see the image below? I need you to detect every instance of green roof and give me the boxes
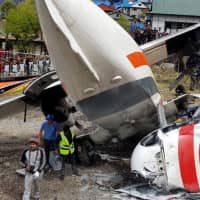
[151,0,200,17]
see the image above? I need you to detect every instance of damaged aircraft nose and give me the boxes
[131,123,200,192]
[131,130,162,178]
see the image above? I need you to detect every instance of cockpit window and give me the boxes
[140,130,159,146]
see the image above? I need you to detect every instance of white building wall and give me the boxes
[152,16,165,32]
[152,14,200,33]
[122,8,146,18]
[129,8,136,16]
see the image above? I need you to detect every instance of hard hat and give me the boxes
[46,114,54,121]
[29,136,39,145]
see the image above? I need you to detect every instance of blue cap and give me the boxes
[46,114,54,121]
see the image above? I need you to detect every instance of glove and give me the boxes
[33,171,40,179]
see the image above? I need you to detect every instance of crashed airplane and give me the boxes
[33,0,200,193]
[0,0,200,193]
[34,0,200,142]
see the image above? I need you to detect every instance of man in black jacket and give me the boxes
[20,136,46,200]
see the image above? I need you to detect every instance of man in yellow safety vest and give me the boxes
[56,125,80,180]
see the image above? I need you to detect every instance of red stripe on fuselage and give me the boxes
[179,124,199,192]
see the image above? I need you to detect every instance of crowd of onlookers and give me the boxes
[0,20,168,79]
[0,50,54,78]
[130,19,169,45]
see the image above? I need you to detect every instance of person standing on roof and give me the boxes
[38,114,59,168]
[20,136,46,200]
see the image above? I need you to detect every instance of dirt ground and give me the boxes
[0,65,198,200]
[0,106,132,200]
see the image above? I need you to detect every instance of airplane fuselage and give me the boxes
[35,0,161,143]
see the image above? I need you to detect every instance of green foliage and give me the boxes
[117,14,131,32]
[5,0,40,52]
[1,0,16,17]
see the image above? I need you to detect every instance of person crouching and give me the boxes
[20,136,46,200]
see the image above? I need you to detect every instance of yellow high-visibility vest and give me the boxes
[59,130,75,156]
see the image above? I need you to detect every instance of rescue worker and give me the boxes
[190,67,197,90]
[20,136,46,200]
[56,125,80,180]
[38,114,59,168]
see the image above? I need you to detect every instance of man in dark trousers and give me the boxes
[20,136,46,200]
[38,114,59,168]
[56,125,80,180]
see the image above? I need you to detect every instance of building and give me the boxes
[94,1,115,13]
[121,1,148,18]
[151,0,200,34]
[94,0,149,19]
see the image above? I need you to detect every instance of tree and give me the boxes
[1,0,16,18]
[117,14,131,33]
[5,0,40,52]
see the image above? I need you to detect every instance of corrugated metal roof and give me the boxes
[123,1,147,8]
[95,0,111,6]
[98,4,115,11]
[94,0,147,8]
[140,0,152,3]
[151,0,200,17]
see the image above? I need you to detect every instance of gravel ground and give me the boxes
[0,66,198,200]
[0,107,132,200]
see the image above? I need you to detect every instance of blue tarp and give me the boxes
[94,0,142,8]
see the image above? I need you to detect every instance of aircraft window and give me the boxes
[140,130,159,146]
[83,87,95,94]
[111,75,122,84]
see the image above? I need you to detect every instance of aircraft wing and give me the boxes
[0,94,27,119]
[0,71,62,120]
[141,23,200,65]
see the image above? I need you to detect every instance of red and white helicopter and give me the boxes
[1,0,200,193]
[131,112,200,192]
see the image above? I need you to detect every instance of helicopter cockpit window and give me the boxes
[140,130,159,146]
